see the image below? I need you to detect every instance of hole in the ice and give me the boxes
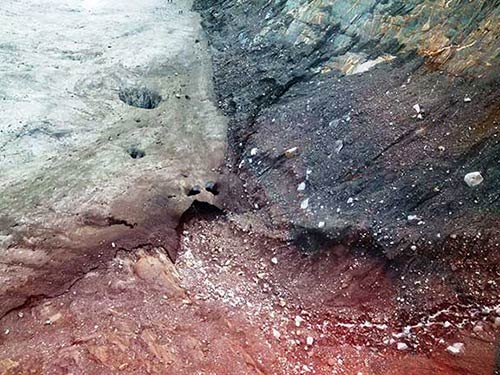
[119,87,162,109]
[127,146,146,159]
[179,200,224,225]
[187,185,202,197]
[205,181,220,196]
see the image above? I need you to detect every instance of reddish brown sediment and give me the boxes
[0,194,184,320]
[0,210,498,374]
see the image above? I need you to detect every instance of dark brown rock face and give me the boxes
[194,0,499,270]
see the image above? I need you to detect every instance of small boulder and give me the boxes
[284,147,298,158]
[446,343,464,355]
[397,342,408,351]
[464,172,483,187]
[300,198,309,210]
[334,140,344,154]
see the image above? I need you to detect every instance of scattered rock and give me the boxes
[295,316,304,327]
[412,103,424,119]
[300,198,309,210]
[306,336,314,346]
[397,342,408,351]
[272,328,281,340]
[284,147,298,158]
[464,96,472,102]
[334,140,344,154]
[297,182,306,191]
[446,343,464,355]
[464,172,483,187]
[250,147,258,156]
[271,257,278,265]
[473,323,483,333]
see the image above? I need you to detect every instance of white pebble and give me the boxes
[272,328,281,340]
[297,181,306,191]
[473,324,483,333]
[464,172,483,187]
[295,316,304,327]
[300,198,309,210]
[334,140,344,153]
[446,343,464,355]
[306,336,314,346]
[397,342,408,351]
[284,147,298,158]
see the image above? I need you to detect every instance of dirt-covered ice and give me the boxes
[0,0,226,316]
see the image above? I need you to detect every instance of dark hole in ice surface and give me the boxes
[127,146,146,159]
[187,185,202,196]
[205,181,220,195]
[119,87,162,109]
[179,200,224,225]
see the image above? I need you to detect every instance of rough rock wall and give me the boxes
[195,0,499,302]
[197,0,499,76]
[256,0,499,75]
